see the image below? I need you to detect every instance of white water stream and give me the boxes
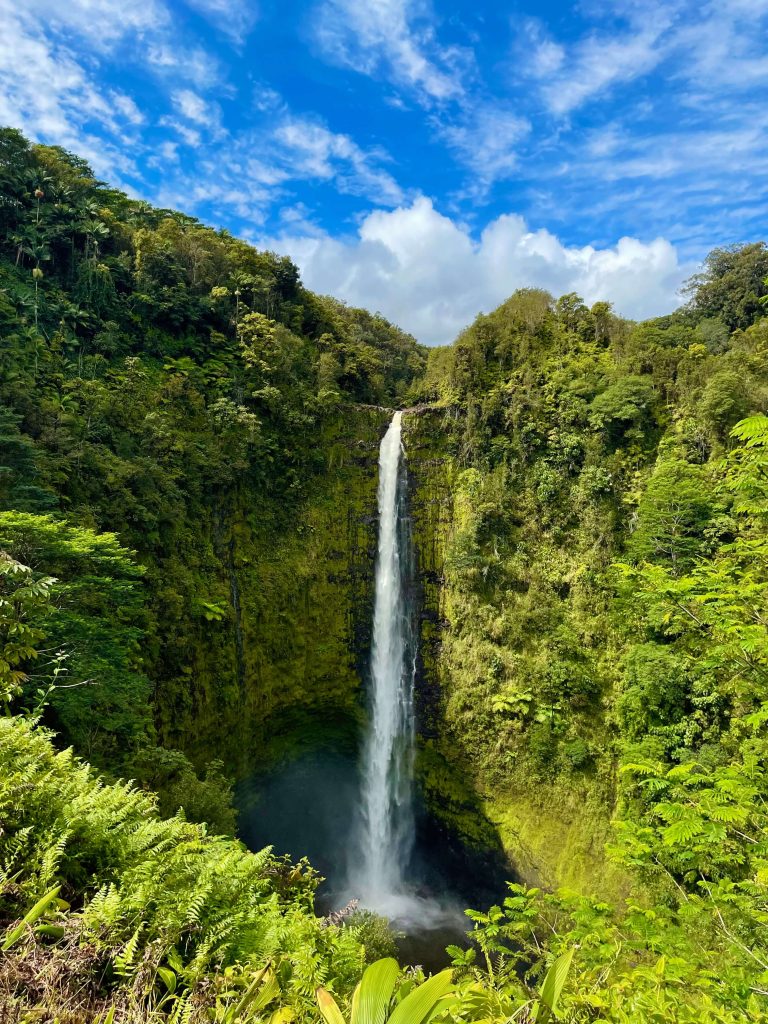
[351,411,416,909]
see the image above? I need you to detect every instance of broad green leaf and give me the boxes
[388,970,453,1024]
[158,966,177,993]
[317,987,347,1024]
[269,1008,294,1024]
[251,971,280,1012]
[535,947,574,1022]
[352,957,400,1024]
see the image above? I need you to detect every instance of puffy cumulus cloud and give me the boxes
[266,197,689,345]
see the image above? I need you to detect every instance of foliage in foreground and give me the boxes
[0,710,576,1024]
[3,703,766,1023]
[0,714,365,1023]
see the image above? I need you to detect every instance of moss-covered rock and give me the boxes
[402,406,625,896]
[155,405,391,775]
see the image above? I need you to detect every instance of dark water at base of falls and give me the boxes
[237,740,513,973]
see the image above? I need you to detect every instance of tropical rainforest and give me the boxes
[1,125,768,1022]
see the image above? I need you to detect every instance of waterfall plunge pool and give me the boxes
[236,729,512,972]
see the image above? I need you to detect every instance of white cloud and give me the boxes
[147,43,221,89]
[25,0,169,48]
[437,105,530,191]
[499,0,768,252]
[673,1,768,91]
[598,120,768,182]
[155,115,407,229]
[264,197,689,345]
[312,0,465,103]
[166,89,227,144]
[0,2,144,179]
[172,88,218,125]
[147,139,181,170]
[515,19,565,79]
[253,84,283,112]
[111,92,145,125]
[183,0,258,43]
[526,0,768,117]
[540,23,670,115]
[272,117,405,205]
[157,117,201,147]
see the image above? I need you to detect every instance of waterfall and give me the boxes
[352,411,416,906]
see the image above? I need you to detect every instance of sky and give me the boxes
[1,0,767,344]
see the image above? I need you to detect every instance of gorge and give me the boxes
[2,131,768,1021]
[237,409,507,967]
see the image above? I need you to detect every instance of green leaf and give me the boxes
[158,966,177,993]
[226,961,274,1022]
[317,987,347,1024]
[662,818,706,845]
[352,957,400,1024]
[387,970,453,1024]
[250,970,280,1013]
[535,947,574,1022]
[1,885,61,950]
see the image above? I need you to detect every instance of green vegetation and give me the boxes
[401,251,768,1018]
[1,128,768,1020]
[0,714,365,1021]
[316,957,453,1024]
[0,125,421,784]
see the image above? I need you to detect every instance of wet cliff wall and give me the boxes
[402,407,625,897]
[153,406,391,774]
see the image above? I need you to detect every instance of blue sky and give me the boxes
[1,0,767,343]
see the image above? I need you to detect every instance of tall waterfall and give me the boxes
[352,411,416,905]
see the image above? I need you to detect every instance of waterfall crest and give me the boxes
[351,411,416,907]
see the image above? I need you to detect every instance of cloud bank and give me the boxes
[268,198,689,345]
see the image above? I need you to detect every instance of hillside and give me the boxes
[1,130,768,1022]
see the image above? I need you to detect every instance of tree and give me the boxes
[683,242,768,331]
[0,512,151,760]
[0,552,55,707]
[0,406,57,511]
[555,292,590,331]
[628,459,713,567]
[589,376,657,438]
[700,370,753,437]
